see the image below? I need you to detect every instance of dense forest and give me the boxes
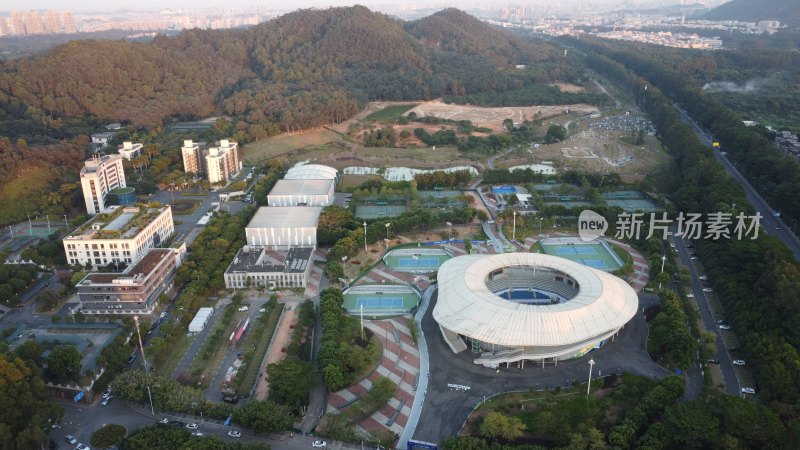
[0,6,564,143]
[703,0,800,27]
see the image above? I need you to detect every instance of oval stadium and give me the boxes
[433,252,638,367]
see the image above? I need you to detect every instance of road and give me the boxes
[671,232,740,397]
[412,289,669,443]
[676,108,800,261]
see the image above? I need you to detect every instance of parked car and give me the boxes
[741,387,756,395]
[727,347,739,352]
[191,432,204,437]
[312,441,327,448]
[75,444,90,450]
[690,256,698,260]
[65,435,77,445]
[719,324,731,330]
[259,308,266,313]
[159,311,167,319]
[238,306,249,312]
[698,276,708,281]
[101,396,112,406]
[227,430,242,438]
[702,288,713,293]
[732,360,746,366]
[707,359,719,364]
[158,418,169,424]
[170,420,185,428]
[186,423,198,430]
[686,293,694,298]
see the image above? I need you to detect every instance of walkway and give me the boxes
[325,317,421,438]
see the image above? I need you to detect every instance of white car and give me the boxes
[66,435,77,445]
[698,276,708,281]
[686,293,695,298]
[259,308,266,313]
[238,306,249,312]
[741,387,755,395]
[702,288,713,293]
[101,396,112,406]
[733,359,746,366]
[690,256,698,260]
[312,441,327,448]
[75,444,90,450]
[159,311,167,319]
[719,324,731,330]
[191,432,204,437]
[186,423,198,430]
[159,418,169,424]
[227,430,242,438]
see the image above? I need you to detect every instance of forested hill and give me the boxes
[0,5,563,142]
[703,0,800,26]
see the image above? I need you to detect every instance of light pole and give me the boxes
[7,226,12,239]
[341,256,348,285]
[446,222,452,242]
[133,315,155,416]
[659,255,666,289]
[512,210,517,242]
[586,358,595,398]
[63,214,69,230]
[385,222,391,241]
[27,215,32,236]
[539,217,544,235]
[45,215,51,234]
[363,221,368,253]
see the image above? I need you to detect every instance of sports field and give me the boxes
[540,238,623,272]
[343,285,419,316]
[384,248,451,272]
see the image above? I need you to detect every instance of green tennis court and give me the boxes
[540,238,623,272]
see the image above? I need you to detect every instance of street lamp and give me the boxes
[133,316,155,416]
[27,214,32,236]
[512,210,517,242]
[385,222,391,241]
[446,222,452,242]
[341,256,348,282]
[659,255,666,289]
[586,358,595,398]
[363,221,368,253]
[539,217,544,235]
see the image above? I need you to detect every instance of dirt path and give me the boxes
[253,307,297,401]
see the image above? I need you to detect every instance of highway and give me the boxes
[670,231,741,397]
[676,108,800,261]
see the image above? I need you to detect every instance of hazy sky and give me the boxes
[0,0,713,13]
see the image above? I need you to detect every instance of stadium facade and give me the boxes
[433,253,638,367]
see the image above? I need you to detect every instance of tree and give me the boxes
[479,411,525,441]
[0,355,63,450]
[267,358,312,407]
[232,400,294,433]
[545,124,567,143]
[503,118,515,133]
[46,344,83,384]
[323,261,344,283]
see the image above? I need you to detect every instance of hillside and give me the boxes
[704,0,800,26]
[0,6,569,142]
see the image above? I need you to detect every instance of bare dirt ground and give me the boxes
[253,307,297,401]
[551,82,585,93]
[407,100,599,132]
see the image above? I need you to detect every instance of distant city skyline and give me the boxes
[0,0,728,13]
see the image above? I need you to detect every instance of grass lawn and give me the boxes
[171,199,201,215]
[364,104,418,122]
[232,304,283,397]
[243,130,343,162]
[191,309,246,389]
[339,174,381,190]
[157,333,194,377]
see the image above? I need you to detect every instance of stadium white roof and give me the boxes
[433,253,638,348]
[247,206,322,229]
[268,179,333,196]
[285,164,339,181]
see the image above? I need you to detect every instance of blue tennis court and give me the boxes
[580,259,608,269]
[500,290,550,300]
[397,257,440,267]
[492,185,516,194]
[355,297,404,309]
[554,246,597,256]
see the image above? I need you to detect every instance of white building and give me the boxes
[80,154,127,215]
[284,164,339,186]
[63,205,174,269]
[189,307,214,333]
[224,246,314,289]
[181,140,206,175]
[205,139,241,184]
[245,206,321,250]
[90,131,116,148]
[118,141,143,160]
[267,179,335,207]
